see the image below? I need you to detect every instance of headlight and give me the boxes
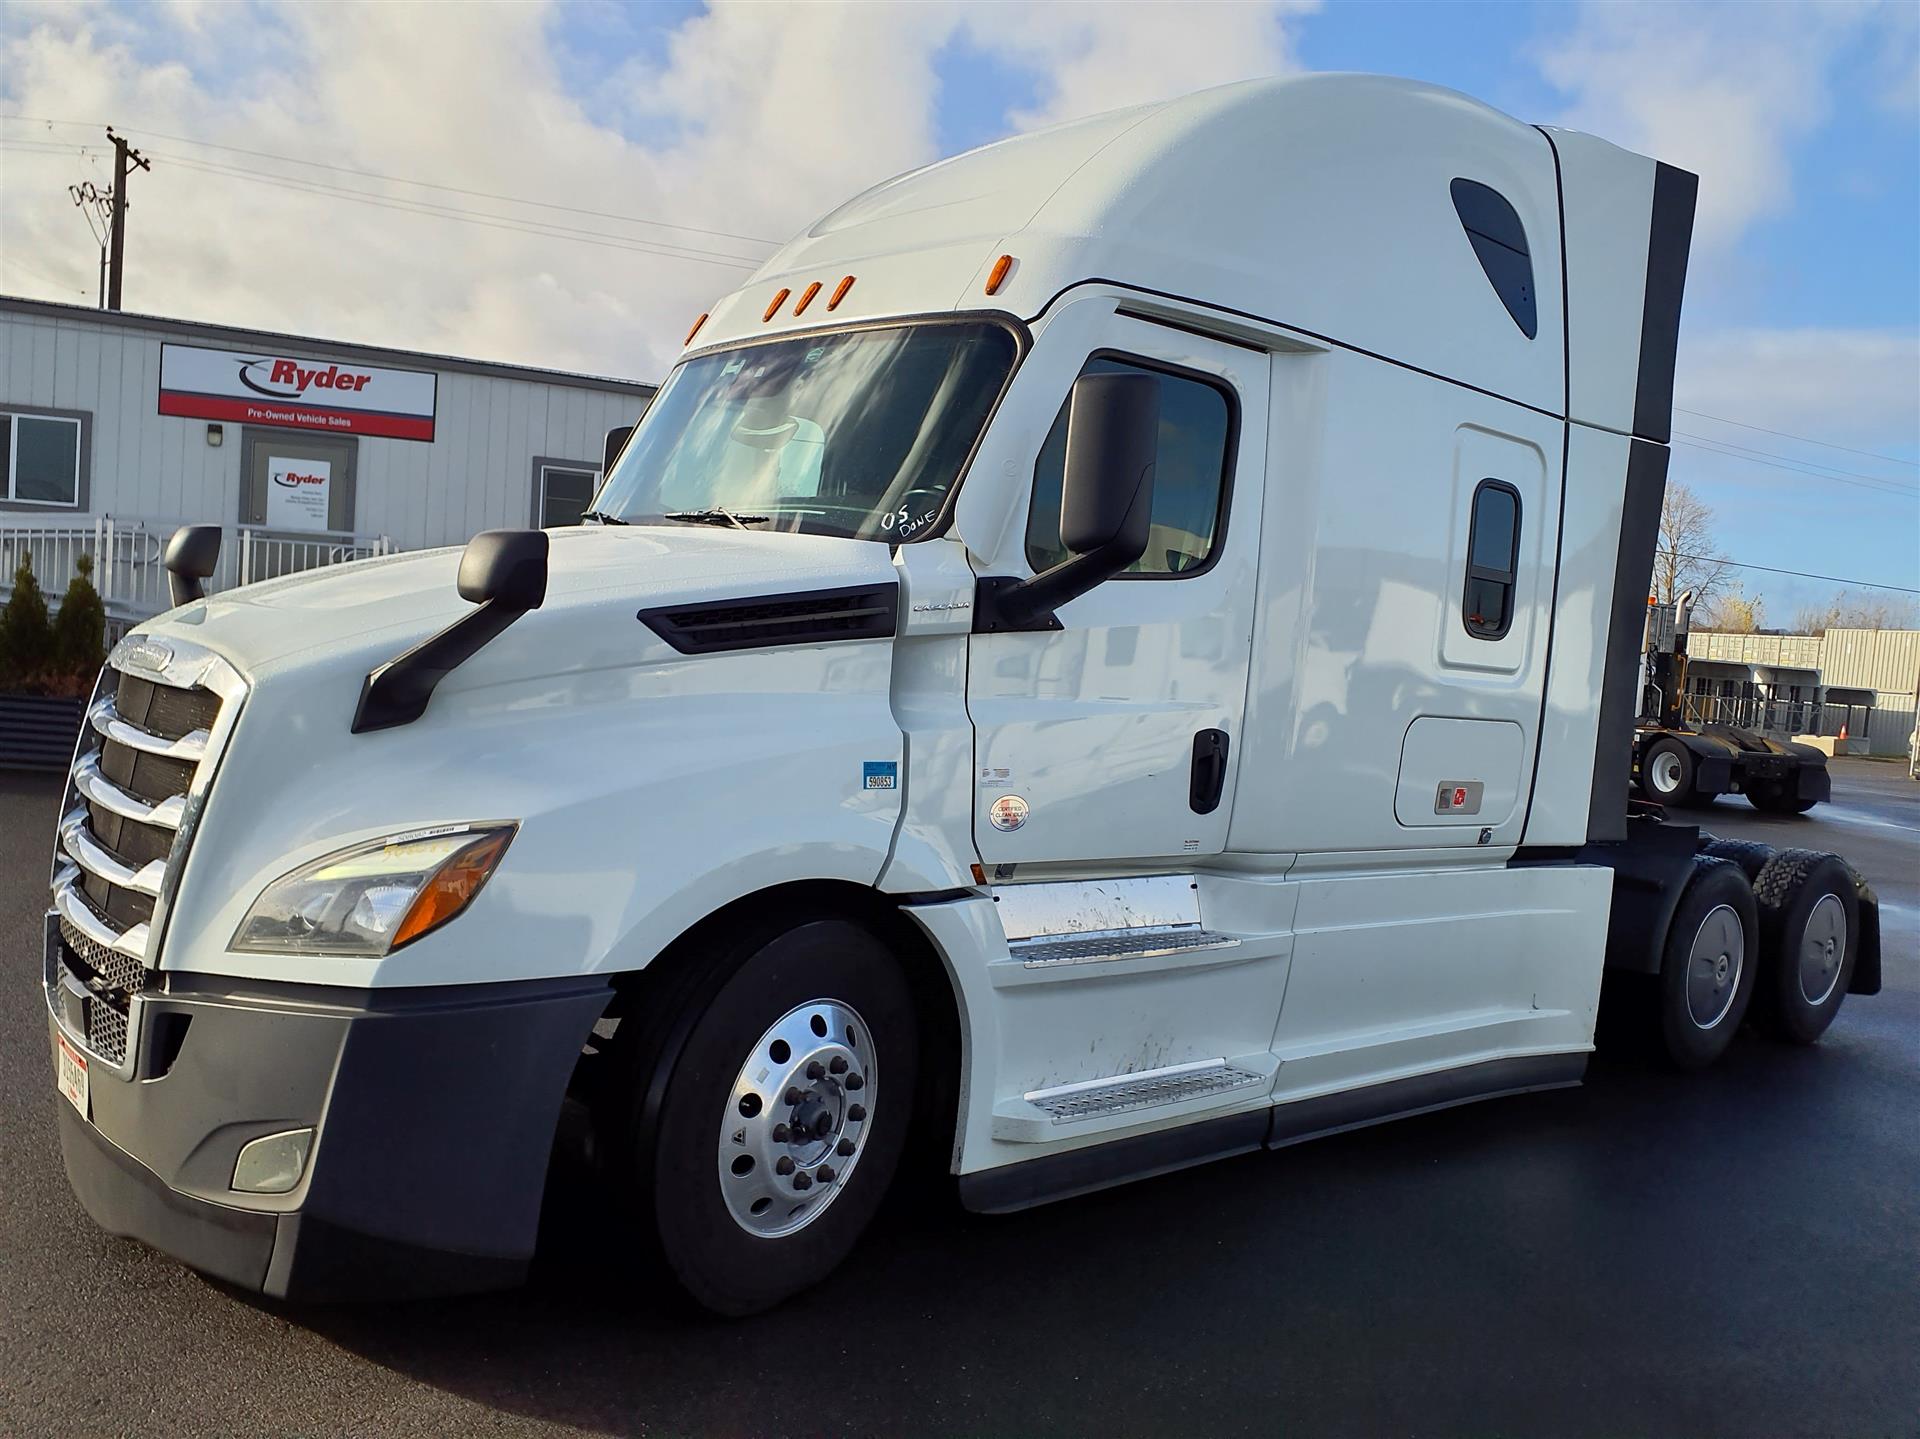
[233,824,516,957]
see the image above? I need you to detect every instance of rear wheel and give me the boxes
[1658,857,1759,1070]
[1748,782,1818,815]
[1639,737,1697,807]
[1752,850,1857,1044]
[606,915,918,1316]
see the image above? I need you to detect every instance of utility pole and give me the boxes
[68,182,114,307]
[104,126,151,311]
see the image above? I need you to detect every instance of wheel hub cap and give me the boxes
[719,999,875,1238]
[1686,903,1744,1030]
[1798,893,1847,1006]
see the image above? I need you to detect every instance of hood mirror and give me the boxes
[163,525,222,607]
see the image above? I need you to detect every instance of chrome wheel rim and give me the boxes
[719,999,875,1239]
[1686,903,1744,1029]
[1798,893,1847,1007]
[1649,750,1684,796]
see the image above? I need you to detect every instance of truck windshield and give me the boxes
[594,321,1018,542]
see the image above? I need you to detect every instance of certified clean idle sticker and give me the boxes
[863,761,898,791]
[989,794,1030,831]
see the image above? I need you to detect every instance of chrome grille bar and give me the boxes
[89,698,211,761]
[60,808,167,896]
[71,752,187,830]
[51,872,151,962]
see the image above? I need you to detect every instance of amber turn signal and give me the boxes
[794,281,822,316]
[828,275,855,310]
[390,828,516,951]
[985,254,1013,295]
[763,289,791,322]
[685,312,709,346]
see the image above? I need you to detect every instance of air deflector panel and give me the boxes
[1451,178,1537,339]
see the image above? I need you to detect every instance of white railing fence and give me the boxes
[0,516,396,625]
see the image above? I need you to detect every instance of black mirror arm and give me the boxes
[352,598,526,733]
[973,548,1124,633]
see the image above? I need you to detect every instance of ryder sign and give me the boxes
[159,342,438,441]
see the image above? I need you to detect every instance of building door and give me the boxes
[966,317,1268,867]
[240,429,358,534]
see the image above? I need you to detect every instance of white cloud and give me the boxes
[1675,327,1920,455]
[0,1,1314,381]
[1537,1,1882,253]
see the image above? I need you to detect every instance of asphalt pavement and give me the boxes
[2,760,1915,1437]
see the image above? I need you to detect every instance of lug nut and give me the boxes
[793,1171,813,1192]
[845,1072,865,1092]
[771,1123,791,1144]
[775,1156,795,1176]
[837,1137,855,1157]
[817,1165,835,1183]
[785,1086,804,1105]
[806,1060,826,1080]
[829,1055,848,1074]
[847,1103,866,1122]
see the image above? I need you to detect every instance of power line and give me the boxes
[1673,437,1920,499]
[1676,406,1918,469]
[149,150,763,270]
[0,253,87,297]
[1668,548,1919,595]
[0,112,783,250]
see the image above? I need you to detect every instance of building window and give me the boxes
[1463,479,1521,640]
[1,408,87,510]
[535,460,599,528]
[1025,356,1234,577]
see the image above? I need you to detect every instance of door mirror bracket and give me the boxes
[972,372,1160,633]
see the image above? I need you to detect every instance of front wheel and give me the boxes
[1639,737,1697,806]
[607,916,919,1316]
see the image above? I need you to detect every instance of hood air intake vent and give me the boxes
[640,583,899,655]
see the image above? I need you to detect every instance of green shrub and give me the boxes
[1,554,54,682]
[53,553,107,678]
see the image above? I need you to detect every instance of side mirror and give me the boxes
[975,371,1160,632]
[163,524,222,606]
[603,424,635,477]
[457,528,549,609]
[354,529,549,733]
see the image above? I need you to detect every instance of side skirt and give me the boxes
[957,1052,1587,1215]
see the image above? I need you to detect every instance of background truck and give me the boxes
[1633,592,1832,812]
[45,74,1881,1317]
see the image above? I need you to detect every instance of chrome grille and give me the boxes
[46,637,246,1076]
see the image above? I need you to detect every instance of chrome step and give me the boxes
[1025,1059,1267,1122]
[1009,926,1239,969]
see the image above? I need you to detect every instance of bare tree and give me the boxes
[1790,590,1920,634]
[1653,481,1731,610]
[1699,583,1763,634]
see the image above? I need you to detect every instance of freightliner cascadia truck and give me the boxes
[46,75,1883,1316]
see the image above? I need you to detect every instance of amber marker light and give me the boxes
[389,827,516,951]
[794,281,822,316]
[985,253,1013,295]
[827,275,856,310]
[685,312,709,346]
[763,289,791,322]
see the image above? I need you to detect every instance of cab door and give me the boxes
[966,309,1268,867]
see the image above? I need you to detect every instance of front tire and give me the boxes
[608,916,919,1316]
[1639,737,1697,807]
[1658,857,1759,1070]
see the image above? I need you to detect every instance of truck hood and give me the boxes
[141,525,900,682]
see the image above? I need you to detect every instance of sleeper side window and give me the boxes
[1463,479,1520,640]
[1025,356,1233,577]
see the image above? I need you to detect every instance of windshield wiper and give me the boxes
[579,509,628,525]
[663,507,769,530]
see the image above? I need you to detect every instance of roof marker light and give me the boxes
[763,288,791,322]
[828,275,855,310]
[793,281,822,316]
[685,312,708,346]
[985,254,1013,296]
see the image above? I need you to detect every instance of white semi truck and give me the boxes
[46,75,1882,1316]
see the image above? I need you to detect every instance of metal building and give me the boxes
[0,295,654,623]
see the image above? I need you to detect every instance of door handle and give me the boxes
[1190,729,1230,815]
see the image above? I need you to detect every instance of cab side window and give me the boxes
[1463,479,1521,639]
[1026,357,1233,576]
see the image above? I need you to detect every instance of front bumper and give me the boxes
[48,960,608,1301]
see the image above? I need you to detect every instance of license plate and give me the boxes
[56,1032,89,1120]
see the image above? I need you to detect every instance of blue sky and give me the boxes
[2,0,1915,618]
